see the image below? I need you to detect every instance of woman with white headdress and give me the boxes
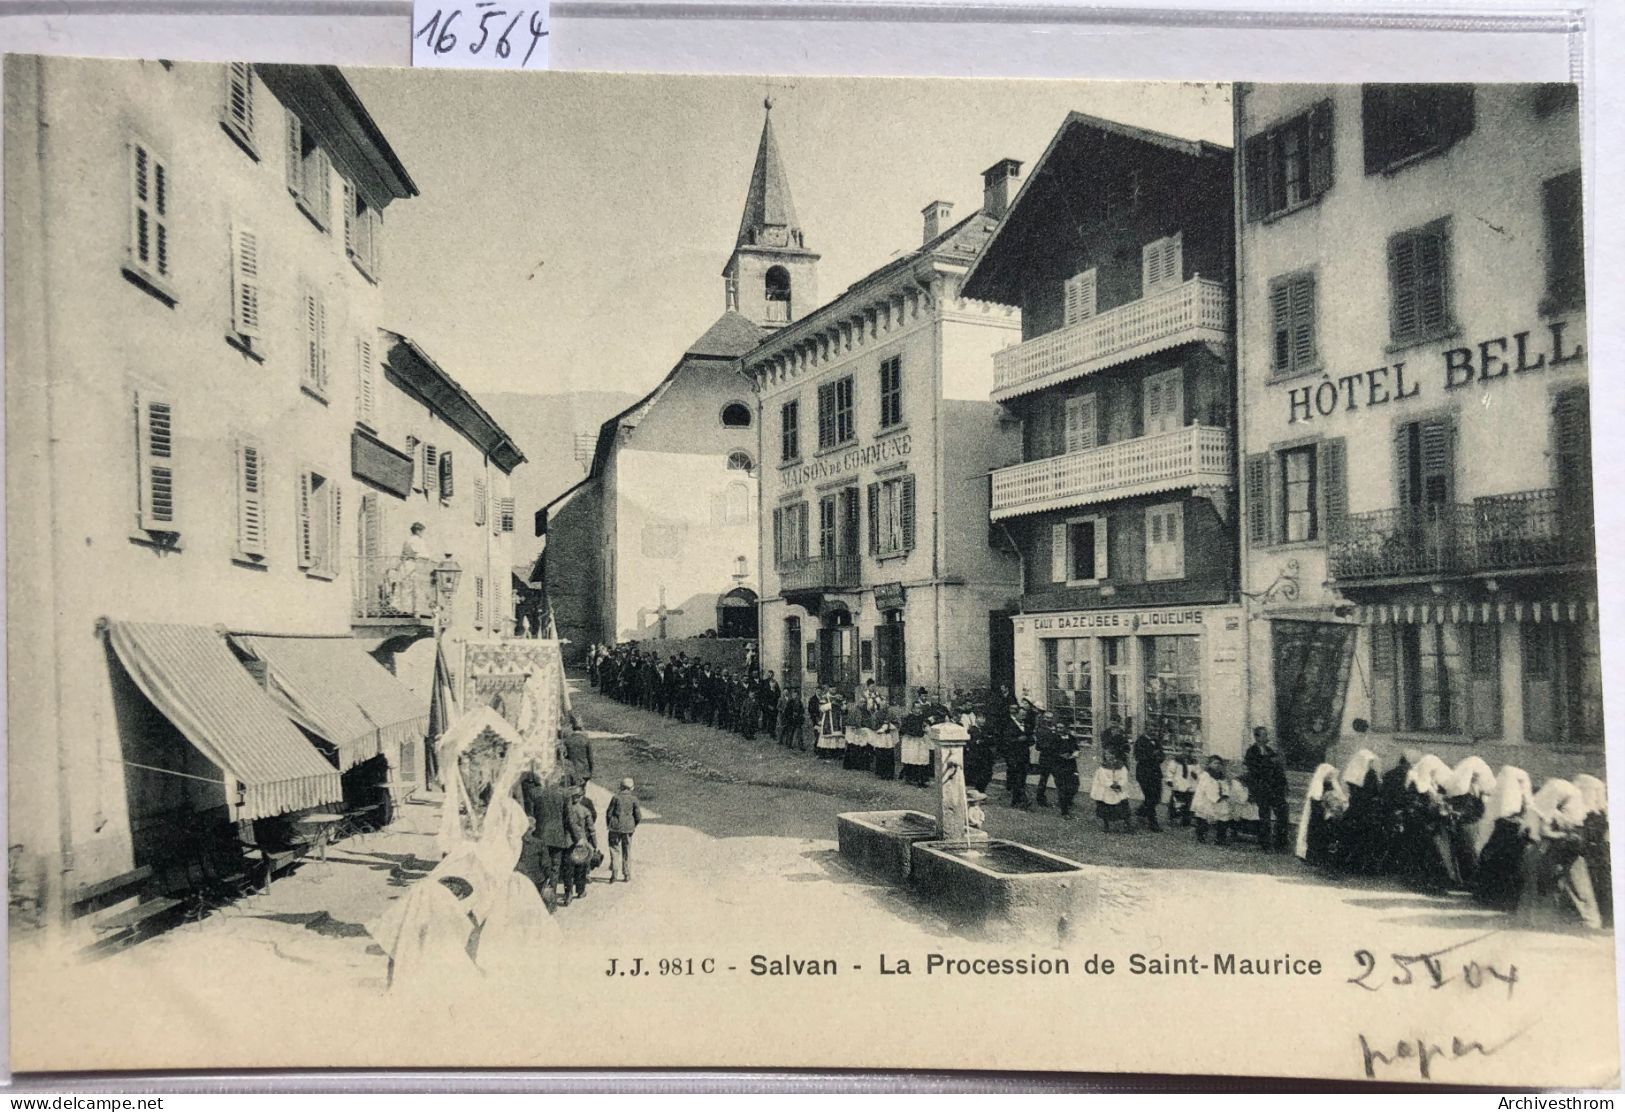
[1444,756,1496,885]
[1336,749,1384,874]
[1295,763,1349,865]
[1473,766,1538,911]
[1399,754,1458,891]
[1521,778,1602,930]
[1573,774,1611,927]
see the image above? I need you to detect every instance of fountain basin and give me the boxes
[837,810,942,882]
[909,839,1096,941]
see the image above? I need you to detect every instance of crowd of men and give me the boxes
[588,644,784,739]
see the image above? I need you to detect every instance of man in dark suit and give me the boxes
[530,770,575,905]
[564,726,595,785]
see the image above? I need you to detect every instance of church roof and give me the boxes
[734,106,803,250]
[687,309,774,358]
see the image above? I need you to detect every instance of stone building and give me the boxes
[1234,82,1596,777]
[962,114,1246,756]
[747,163,1024,703]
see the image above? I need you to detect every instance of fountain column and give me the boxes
[927,721,972,845]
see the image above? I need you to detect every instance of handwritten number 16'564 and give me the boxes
[415,5,549,66]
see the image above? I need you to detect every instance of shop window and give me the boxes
[1244,99,1334,220]
[1142,635,1202,745]
[1361,85,1474,174]
[1051,515,1108,585]
[1044,637,1095,745]
[1387,219,1455,347]
[1542,170,1585,315]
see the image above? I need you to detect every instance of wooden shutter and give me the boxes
[772,506,784,565]
[1369,625,1397,732]
[1269,280,1293,372]
[439,450,454,499]
[1552,387,1592,499]
[226,63,254,137]
[359,490,381,564]
[1244,133,1269,221]
[1289,273,1316,370]
[1063,269,1097,325]
[329,483,342,575]
[342,179,357,258]
[475,576,486,627]
[500,496,516,533]
[474,478,487,525]
[1051,522,1068,583]
[284,110,303,195]
[1388,231,1419,341]
[867,483,880,555]
[1416,225,1449,336]
[1064,394,1098,453]
[230,224,262,341]
[1418,417,1455,506]
[409,437,425,492]
[1543,171,1584,310]
[129,141,171,280]
[135,392,178,532]
[355,333,376,424]
[296,470,314,568]
[1244,452,1271,547]
[1146,504,1183,579]
[236,438,266,557]
[309,148,331,227]
[796,503,810,559]
[1307,99,1334,197]
[425,443,439,482]
[1318,437,1348,541]
[1394,422,1416,508]
[1142,234,1182,294]
[1467,625,1502,738]
[316,296,329,392]
[1144,368,1184,436]
[900,474,916,552]
[302,288,320,389]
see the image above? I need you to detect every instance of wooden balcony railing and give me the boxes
[353,555,437,622]
[1328,489,1595,581]
[989,425,1233,521]
[991,276,1231,402]
[778,554,862,593]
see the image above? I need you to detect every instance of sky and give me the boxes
[344,69,1232,401]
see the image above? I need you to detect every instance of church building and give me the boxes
[541,102,810,649]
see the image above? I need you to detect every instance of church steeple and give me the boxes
[724,98,819,330]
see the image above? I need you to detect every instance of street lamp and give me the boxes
[432,553,463,629]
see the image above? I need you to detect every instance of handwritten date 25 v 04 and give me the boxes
[1347,932,1518,997]
[414,4,549,68]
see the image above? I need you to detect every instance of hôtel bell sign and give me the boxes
[1286,320,1584,424]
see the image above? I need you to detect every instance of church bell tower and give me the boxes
[724,98,819,330]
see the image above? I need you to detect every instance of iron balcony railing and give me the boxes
[353,554,437,621]
[989,425,1234,521]
[1328,489,1595,581]
[990,276,1231,402]
[778,554,862,593]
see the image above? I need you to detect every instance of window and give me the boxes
[780,401,800,462]
[1063,394,1097,454]
[296,469,341,578]
[407,437,435,494]
[300,285,329,397]
[354,332,377,428]
[1280,445,1317,543]
[721,402,752,428]
[817,375,855,450]
[1395,416,1455,511]
[1145,503,1185,581]
[1362,85,1474,174]
[126,138,174,298]
[1387,219,1454,346]
[1244,100,1333,221]
[438,450,455,501]
[879,356,903,429]
[727,451,754,473]
[499,496,516,533]
[1542,170,1584,314]
[1521,623,1603,747]
[866,474,916,557]
[1063,269,1097,326]
[234,437,266,561]
[1045,638,1094,741]
[1141,234,1183,296]
[1269,271,1317,377]
[1244,438,1346,547]
[134,391,179,534]
[229,224,263,353]
[343,179,382,281]
[1051,515,1107,585]
[1370,622,1499,737]
[1143,635,1203,743]
[1143,368,1184,437]
[222,63,256,155]
[285,110,331,230]
[818,488,860,558]
[772,501,810,566]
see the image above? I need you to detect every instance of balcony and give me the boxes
[989,425,1233,521]
[1328,489,1595,582]
[990,277,1231,403]
[778,554,862,594]
[353,555,436,624]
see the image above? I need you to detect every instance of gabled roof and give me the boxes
[578,310,764,483]
[256,65,417,210]
[381,331,527,473]
[961,111,1231,304]
[735,106,802,250]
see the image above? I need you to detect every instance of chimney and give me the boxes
[982,158,1023,218]
[921,200,954,244]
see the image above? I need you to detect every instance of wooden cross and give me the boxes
[653,584,683,640]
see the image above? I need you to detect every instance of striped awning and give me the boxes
[103,621,343,820]
[1358,599,1598,625]
[232,634,428,772]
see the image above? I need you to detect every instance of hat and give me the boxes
[621,777,635,790]
[966,789,988,804]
